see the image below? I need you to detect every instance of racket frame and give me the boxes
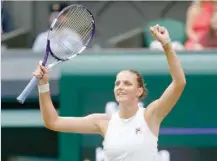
[16,4,95,104]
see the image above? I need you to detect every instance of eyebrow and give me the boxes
[115,80,132,84]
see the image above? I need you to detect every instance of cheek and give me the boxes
[128,88,138,97]
[114,87,118,94]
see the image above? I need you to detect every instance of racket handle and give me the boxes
[17,76,39,104]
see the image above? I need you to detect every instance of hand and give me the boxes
[150,24,171,46]
[33,61,49,85]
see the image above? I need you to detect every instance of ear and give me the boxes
[137,87,143,98]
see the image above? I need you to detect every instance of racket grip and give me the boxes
[17,76,39,104]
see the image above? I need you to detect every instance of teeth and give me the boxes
[118,93,126,95]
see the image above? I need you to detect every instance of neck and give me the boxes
[119,101,139,119]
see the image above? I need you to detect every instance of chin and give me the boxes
[116,97,130,104]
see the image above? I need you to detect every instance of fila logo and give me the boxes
[135,128,142,134]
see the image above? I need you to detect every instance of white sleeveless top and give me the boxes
[103,107,159,161]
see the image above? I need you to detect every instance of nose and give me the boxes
[116,82,125,91]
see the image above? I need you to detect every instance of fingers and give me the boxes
[149,24,170,46]
[39,60,43,66]
[33,69,43,79]
[39,61,48,74]
[150,24,159,37]
[155,24,160,31]
[150,24,165,34]
[150,25,157,37]
[159,26,165,34]
[33,61,48,79]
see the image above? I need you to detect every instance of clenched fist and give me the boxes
[150,24,171,46]
[33,61,49,85]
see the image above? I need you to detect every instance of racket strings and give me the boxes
[49,6,93,60]
[52,6,91,42]
[64,7,92,44]
[64,7,89,30]
[56,39,72,55]
[60,7,92,42]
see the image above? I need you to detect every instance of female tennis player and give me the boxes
[34,24,186,161]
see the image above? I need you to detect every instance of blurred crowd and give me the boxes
[1,5,14,34]
[32,3,69,53]
[1,0,217,52]
[149,0,217,51]
[185,0,217,51]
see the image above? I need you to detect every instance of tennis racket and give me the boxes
[17,4,95,104]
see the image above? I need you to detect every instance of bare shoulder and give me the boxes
[89,113,111,122]
[87,113,111,127]
[91,113,111,137]
[88,113,111,136]
[143,101,161,137]
[144,100,159,116]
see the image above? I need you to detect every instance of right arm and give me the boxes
[35,61,108,135]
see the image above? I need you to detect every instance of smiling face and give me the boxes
[114,70,145,104]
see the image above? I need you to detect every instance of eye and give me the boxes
[124,81,131,86]
[115,81,120,86]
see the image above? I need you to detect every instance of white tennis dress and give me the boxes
[103,107,159,161]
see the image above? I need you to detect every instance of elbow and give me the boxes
[44,122,55,130]
[182,76,187,86]
[180,80,186,90]
[43,119,58,131]
[173,78,186,89]
[180,77,186,87]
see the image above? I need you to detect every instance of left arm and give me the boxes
[148,25,186,123]
[153,42,186,122]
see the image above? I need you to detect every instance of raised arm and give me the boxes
[147,25,186,124]
[34,61,108,135]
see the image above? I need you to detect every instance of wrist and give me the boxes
[38,83,50,93]
[161,38,171,47]
[38,79,49,86]
[162,41,174,52]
